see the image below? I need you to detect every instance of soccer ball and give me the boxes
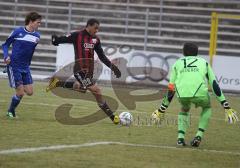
[119,112,133,126]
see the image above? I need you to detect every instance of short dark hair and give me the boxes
[183,43,198,56]
[86,18,100,27]
[25,12,42,25]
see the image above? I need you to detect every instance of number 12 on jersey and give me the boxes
[182,58,198,68]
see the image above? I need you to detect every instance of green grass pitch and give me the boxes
[0,79,239,168]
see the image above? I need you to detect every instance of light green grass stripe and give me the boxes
[0,100,226,121]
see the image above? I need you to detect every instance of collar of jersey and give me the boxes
[24,27,35,33]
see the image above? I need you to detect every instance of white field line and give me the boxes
[0,100,226,121]
[0,141,239,156]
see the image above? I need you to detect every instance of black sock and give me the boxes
[63,81,74,88]
[56,81,74,88]
[98,102,114,121]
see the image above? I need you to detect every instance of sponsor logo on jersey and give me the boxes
[84,43,94,49]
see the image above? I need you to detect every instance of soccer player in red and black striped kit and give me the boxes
[47,18,121,124]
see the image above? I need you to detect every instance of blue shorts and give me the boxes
[7,65,33,88]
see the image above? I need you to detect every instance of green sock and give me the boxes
[196,108,212,138]
[178,112,190,139]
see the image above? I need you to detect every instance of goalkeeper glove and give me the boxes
[52,34,59,46]
[111,64,121,78]
[152,109,165,121]
[225,109,239,124]
[152,103,168,120]
[221,100,239,124]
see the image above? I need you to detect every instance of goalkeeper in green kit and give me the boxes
[153,43,238,147]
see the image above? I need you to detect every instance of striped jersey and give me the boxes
[56,29,112,75]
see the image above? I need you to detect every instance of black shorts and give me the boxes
[74,70,94,90]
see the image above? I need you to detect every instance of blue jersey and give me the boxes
[2,27,40,69]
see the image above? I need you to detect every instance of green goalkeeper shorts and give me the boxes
[178,96,211,110]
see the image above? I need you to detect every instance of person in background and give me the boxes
[1,11,42,118]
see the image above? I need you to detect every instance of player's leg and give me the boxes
[191,96,211,147]
[6,66,24,117]
[8,70,33,117]
[73,81,115,121]
[7,86,24,117]
[74,70,119,124]
[46,62,78,92]
[177,98,191,146]
[22,70,34,96]
[24,84,33,96]
[46,76,85,92]
[88,84,119,124]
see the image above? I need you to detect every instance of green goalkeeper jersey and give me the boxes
[169,56,225,102]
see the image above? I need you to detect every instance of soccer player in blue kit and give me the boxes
[1,12,42,118]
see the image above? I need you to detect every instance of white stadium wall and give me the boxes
[212,56,240,92]
[56,44,240,93]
